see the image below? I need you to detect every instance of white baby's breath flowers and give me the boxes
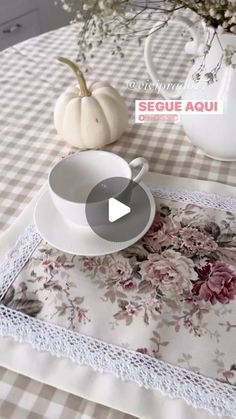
[224,44,236,66]
[58,0,236,68]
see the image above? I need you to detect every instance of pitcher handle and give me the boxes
[144,16,206,99]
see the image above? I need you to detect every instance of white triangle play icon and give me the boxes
[108,198,131,223]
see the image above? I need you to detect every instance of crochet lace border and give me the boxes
[0,187,236,418]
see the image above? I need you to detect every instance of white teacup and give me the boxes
[48,150,149,226]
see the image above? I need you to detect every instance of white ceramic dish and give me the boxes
[34,183,156,256]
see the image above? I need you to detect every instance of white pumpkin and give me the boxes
[54,56,129,149]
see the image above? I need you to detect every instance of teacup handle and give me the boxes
[129,157,149,183]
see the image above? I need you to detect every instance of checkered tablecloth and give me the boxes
[1,13,236,419]
[0,367,136,419]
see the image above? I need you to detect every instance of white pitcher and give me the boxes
[144,16,236,161]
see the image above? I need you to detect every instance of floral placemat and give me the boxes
[0,187,236,418]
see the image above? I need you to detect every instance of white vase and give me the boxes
[144,17,236,161]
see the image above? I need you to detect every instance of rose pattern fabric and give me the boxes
[140,250,196,297]
[174,226,218,257]
[1,199,236,386]
[193,261,236,304]
[142,213,180,252]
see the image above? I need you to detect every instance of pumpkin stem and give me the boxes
[58,56,91,97]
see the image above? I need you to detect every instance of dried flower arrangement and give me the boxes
[58,1,236,81]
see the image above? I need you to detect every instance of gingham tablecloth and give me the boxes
[1,15,236,419]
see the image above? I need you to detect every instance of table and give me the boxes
[1,18,236,419]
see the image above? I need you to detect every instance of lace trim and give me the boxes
[0,225,41,301]
[0,304,235,418]
[151,186,236,212]
[0,187,236,418]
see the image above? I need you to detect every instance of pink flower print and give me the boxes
[42,259,60,275]
[120,278,136,291]
[192,261,236,304]
[142,213,180,252]
[109,258,133,283]
[137,347,149,354]
[83,257,98,271]
[140,250,196,297]
[175,227,217,258]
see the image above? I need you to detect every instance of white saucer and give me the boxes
[34,183,156,256]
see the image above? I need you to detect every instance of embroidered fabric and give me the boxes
[0,187,236,418]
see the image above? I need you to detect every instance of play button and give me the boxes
[108,198,131,222]
[85,176,153,243]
